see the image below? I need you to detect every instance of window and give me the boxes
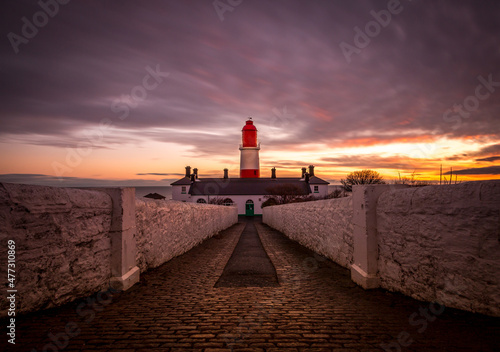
[246,199,254,204]
[181,186,186,194]
[314,185,319,193]
[197,199,207,204]
[223,198,234,206]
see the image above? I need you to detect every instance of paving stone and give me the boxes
[303,334,331,339]
[3,218,499,352]
[189,333,216,338]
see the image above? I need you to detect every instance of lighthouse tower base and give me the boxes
[240,146,260,178]
[240,169,260,178]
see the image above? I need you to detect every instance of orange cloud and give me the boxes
[331,134,439,148]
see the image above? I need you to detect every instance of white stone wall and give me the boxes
[135,199,238,271]
[262,181,500,317]
[0,183,238,317]
[0,183,113,316]
[262,197,354,268]
[377,181,500,316]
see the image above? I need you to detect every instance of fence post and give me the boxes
[97,187,140,290]
[351,184,402,289]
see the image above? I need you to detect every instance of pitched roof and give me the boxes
[144,192,166,199]
[170,177,192,185]
[308,176,330,184]
[185,177,319,196]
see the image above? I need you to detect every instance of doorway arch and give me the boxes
[245,199,254,216]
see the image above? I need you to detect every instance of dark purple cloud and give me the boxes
[1,0,499,158]
[447,143,500,161]
[476,156,500,162]
[444,166,500,175]
[472,144,500,156]
[136,172,183,176]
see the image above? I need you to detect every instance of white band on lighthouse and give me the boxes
[240,146,260,177]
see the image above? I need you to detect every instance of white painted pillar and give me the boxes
[351,184,406,289]
[98,187,140,291]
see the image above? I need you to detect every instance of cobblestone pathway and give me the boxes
[6,219,499,351]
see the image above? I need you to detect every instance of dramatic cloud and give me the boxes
[447,143,500,161]
[320,155,429,170]
[472,144,500,157]
[476,156,500,162]
[445,166,500,175]
[1,0,499,184]
[136,172,184,176]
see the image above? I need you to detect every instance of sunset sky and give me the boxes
[1,0,499,187]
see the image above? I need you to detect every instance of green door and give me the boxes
[245,202,254,216]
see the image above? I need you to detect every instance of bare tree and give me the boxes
[208,197,226,205]
[264,184,305,205]
[324,189,344,198]
[340,169,385,192]
[394,171,430,187]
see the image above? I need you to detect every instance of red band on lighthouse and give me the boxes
[240,118,260,178]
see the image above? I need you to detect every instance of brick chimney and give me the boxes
[309,165,315,177]
[301,167,307,178]
[193,168,198,179]
[304,172,310,183]
[223,168,228,179]
[271,167,276,179]
[185,166,191,177]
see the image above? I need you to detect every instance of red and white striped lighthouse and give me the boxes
[239,118,260,178]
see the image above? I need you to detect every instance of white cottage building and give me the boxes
[171,119,329,216]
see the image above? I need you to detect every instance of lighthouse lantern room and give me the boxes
[239,118,260,178]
